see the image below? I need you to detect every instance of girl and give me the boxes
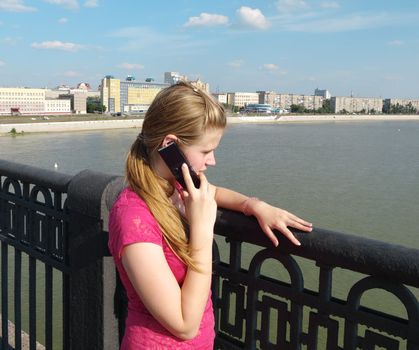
[108,82,312,349]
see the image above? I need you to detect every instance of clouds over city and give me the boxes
[31,40,84,52]
[184,13,229,27]
[0,0,36,12]
[184,6,270,31]
[117,63,145,70]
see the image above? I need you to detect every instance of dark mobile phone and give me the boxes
[158,142,201,189]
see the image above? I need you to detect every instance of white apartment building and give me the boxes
[0,87,46,115]
[331,96,383,114]
[258,91,324,111]
[0,87,74,115]
[384,98,419,111]
[227,92,259,108]
[44,98,71,114]
[212,93,227,104]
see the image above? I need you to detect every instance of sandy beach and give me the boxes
[1,114,419,135]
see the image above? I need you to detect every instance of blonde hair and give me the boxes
[126,81,226,270]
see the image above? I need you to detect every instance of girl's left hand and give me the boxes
[247,200,313,247]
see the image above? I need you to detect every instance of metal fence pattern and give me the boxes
[1,159,419,349]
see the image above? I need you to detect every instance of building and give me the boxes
[314,88,331,99]
[190,78,210,93]
[258,91,324,111]
[227,92,259,108]
[0,87,72,115]
[101,76,169,114]
[44,98,71,115]
[383,98,419,113]
[164,72,188,85]
[212,93,227,104]
[331,96,383,114]
[0,87,46,115]
[46,88,88,114]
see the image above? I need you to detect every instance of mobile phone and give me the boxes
[158,142,201,189]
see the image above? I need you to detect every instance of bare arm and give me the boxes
[215,186,313,246]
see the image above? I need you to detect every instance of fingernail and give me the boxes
[296,241,301,246]
[275,240,279,247]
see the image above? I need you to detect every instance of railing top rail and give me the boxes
[216,209,419,288]
[0,159,72,192]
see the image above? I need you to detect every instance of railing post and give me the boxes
[66,170,119,350]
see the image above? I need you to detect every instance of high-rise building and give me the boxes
[101,76,169,114]
[164,72,187,85]
[314,88,331,99]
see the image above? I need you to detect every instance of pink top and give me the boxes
[108,187,215,349]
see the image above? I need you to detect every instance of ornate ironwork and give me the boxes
[212,209,419,349]
[0,159,72,350]
[1,159,418,350]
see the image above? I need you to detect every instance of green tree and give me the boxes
[87,97,105,113]
[290,104,305,113]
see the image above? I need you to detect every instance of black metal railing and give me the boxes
[1,159,418,350]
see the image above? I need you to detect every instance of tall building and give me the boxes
[101,76,169,114]
[164,72,188,85]
[314,88,331,99]
[164,72,210,93]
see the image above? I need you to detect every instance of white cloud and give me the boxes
[262,63,279,71]
[63,70,81,77]
[387,40,404,46]
[58,17,68,24]
[31,41,84,52]
[118,62,145,70]
[43,0,79,10]
[0,0,36,12]
[228,59,244,68]
[276,0,309,13]
[236,7,271,30]
[320,1,340,9]
[1,36,21,45]
[84,0,98,8]
[184,13,229,27]
[0,60,5,66]
[282,12,399,32]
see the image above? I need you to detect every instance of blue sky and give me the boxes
[1,0,419,98]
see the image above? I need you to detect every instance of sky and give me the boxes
[1,0,419,98]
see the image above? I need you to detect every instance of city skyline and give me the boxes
[1,0,419,99]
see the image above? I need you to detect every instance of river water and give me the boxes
[1,120,418,248]
[1,120,418,347]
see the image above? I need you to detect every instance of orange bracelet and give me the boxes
[241,197,259,216]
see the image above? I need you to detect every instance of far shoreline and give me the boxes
[1,114,419,135]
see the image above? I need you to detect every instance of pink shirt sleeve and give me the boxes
[108,190,163,260]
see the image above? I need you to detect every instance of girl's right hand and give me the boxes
[181,164,217,242]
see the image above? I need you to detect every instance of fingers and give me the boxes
[262,226,279,247]
[278,226,301,246]
[288,213,313,229]
[180,164,211,194]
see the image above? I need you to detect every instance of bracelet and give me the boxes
[241,197,259,216]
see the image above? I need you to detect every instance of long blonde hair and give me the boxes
[126,81,226,269]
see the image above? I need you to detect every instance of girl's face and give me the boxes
[180,128,224,174]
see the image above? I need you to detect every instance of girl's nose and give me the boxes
[206,152,216,166]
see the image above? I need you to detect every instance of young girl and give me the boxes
[108,82,312,349]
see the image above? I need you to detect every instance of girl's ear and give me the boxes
[160,134,178,148]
